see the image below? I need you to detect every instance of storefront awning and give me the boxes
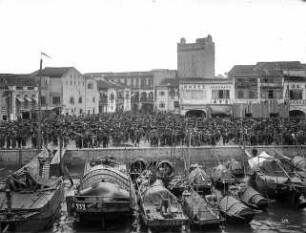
[16,97,24,102]
[210,105,232,115]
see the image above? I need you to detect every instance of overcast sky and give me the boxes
[0,0,306,75]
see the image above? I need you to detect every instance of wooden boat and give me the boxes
[168,163,212,196]
[66,156,135,229]
[248,150,306,208]
[217,195,261,224]
[225,159,244,177]
[210,164,236,188]
[291,156,306,171]
[188,164,212,195]
[0,149,64,232]
[228,184,268,210]
[181,189,221,227]
[138,177,189,232]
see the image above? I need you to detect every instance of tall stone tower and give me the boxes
[177,35,215,79]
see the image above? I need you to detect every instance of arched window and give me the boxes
[70,97,75,104]
[78,97,82,103]
[110,93,115,103]
[148,92,153,101]
[141,92,147,102]
[87,83,94,89]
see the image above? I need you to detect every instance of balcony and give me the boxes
[211,99,231,105]
[290,99,306,105]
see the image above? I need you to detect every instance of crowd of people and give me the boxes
[0,111,306,150]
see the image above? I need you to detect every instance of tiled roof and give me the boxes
[33,67,73,77]
[255,61,304,71]
[97,80,127,90]
[159,78,179,86]
[228,65,255,76]
[86,71,153,78]
[0,74,37,87]
[284,76,306,82]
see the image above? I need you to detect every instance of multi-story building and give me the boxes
[85,77,99,115]
[37,67,87,116]
[179,78,233,117]
[229,61,306,118]
[97,80,131,113]
[177,35,215,79]
[155,78,180,113]
[0,74,38,121]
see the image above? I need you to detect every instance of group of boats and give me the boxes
[1,147,306,232]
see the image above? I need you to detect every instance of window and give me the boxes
[159,91,165,96]
[16,86,23,90]
[69,97,75,104]
[27,87,34,90]
[249,91,256,99]
[87,83,94,89]
[93,97,95,103]
[174,101,179,108]
[238,91,243,99]
[159,103,165,108]
[78,97,82,103]
[53,96,60,104]
[290,90,303,100]
[268,90,273,99]
[41,96,46,105]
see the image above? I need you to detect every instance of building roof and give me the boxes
[159,78,179,87]
[284,76,306,82]
[0,74,37,87]
[229,61,306,78]
[97,80,128,90]
[255,61,304,71]
[228,65,256,77]
[86,71,153,78]
[32,67,74,77]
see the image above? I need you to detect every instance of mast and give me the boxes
[37,56,43,151]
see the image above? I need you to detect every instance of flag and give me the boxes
[41,52,52,59]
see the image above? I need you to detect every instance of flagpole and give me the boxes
[37,55,43,151]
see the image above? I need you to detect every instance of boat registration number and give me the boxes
[75,203,87,212]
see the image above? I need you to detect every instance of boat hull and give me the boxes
[0,179,64,232]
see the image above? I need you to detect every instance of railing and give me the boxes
[211,99,231,105]
[290,99,306,105]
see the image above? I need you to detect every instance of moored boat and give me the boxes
[228,184,268,210]
[66,156,135,229]
[0,149,64,232]
[181,188,221,228]
[210,164,236,188]
[188,163,212,195]
[217,195,261,224]
[138,176,189,232]
[248,150,306,208]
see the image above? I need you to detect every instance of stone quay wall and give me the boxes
[1,146,305,174]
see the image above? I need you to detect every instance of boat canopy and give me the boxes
[188,167,210,185]
[141,179,179,206]
[80,165,130,191]
[248,151,272,169]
